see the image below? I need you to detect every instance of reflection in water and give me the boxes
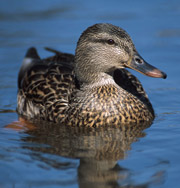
[10,119,152,188]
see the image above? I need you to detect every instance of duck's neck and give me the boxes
[75,65,116,89]
[84,72,117,89]
[74,52,117,89]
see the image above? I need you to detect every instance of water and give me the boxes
[0,0,180,187]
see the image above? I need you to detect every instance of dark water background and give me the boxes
[0,0,180,187]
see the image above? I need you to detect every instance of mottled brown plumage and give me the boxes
[17,23,166,127]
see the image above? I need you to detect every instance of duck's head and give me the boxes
[75,23,167,84]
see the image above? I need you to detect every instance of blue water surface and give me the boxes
[0,0,180,187]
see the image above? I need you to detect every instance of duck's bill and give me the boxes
[126,54,167,79]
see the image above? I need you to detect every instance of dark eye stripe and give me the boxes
[92,38,117,46]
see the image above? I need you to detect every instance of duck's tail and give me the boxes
[18,47,40,89]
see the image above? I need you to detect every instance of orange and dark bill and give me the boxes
[126,53,167,79]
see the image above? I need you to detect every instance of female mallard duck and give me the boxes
[17,23,166,127]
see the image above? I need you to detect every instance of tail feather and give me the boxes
[25,47,40,59]
[44,47,64,55]
[18,47,41,89]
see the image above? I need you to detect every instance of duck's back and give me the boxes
[17,48,77,122]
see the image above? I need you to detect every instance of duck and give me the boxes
[17,23,167,127]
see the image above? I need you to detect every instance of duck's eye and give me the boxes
[107,39,115,45]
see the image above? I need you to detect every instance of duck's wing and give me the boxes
[17,47,77,122]
[44,47,75,68]
[113,69,154,115]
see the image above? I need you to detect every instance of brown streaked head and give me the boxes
[75,23,167,83]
